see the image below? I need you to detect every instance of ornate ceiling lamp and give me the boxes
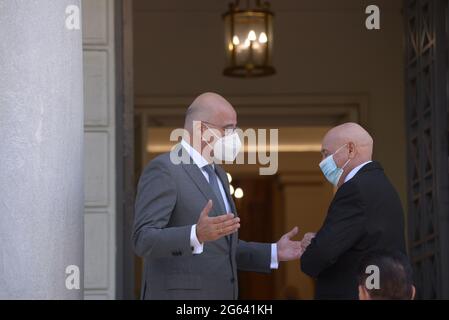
[223,0,275,77]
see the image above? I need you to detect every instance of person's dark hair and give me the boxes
[357,250,414,300]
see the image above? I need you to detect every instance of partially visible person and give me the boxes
[357,250,415,300]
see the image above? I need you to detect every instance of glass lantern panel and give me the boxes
[232,12,268,67]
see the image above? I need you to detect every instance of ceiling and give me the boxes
[134,0,402,13]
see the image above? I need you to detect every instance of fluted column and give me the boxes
[0,0,84,299]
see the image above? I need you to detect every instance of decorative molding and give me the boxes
[84,131,109,207]
[83,50,109,127]
[82,0,116,300]
[135,93,369,127]
[82,0,109,45]
[84,292,109,300]
[84,211,110,290]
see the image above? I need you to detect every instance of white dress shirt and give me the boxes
[344,161,372,183]
[181,140,279,269]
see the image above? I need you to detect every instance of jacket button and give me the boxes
[230,278,235,283]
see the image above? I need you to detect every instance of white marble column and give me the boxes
[0,0,84,299]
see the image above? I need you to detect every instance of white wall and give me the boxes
[82,0,116,300]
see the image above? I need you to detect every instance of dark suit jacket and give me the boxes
[300,161,406,299]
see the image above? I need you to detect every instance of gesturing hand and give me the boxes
[196,200,240,243]
[277,226,304,261]
[301,232,316,251]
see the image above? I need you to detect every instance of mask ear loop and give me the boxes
[203,122,234,164]
[334,143,348,155]
[201,122,224,150]
[330,143,348,163]
[341,158,351,170]
[201,122,220,162]
[202,122,221,140]
[341,143,356,170]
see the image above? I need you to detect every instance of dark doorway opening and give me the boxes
[233,175,281,299]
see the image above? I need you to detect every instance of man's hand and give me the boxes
[277,227,304,261]
[300,232,316,251]
[196,200,240,243]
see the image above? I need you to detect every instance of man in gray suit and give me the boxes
[133,92,305,300]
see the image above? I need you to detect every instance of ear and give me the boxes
[190,119,201,133]
[348,142,357,159]
[195,121,213,150]
[358,285,370,300]
[197,121,211,142]
[411,285,416,300]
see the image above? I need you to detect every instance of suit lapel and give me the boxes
[215,165,237,216]
[182,164,226,217]
[215,165,238,245]
[173,144,224,217]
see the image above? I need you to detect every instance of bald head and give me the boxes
[321,123,374,186]
[323,123,373,155]
[184,92,237,132]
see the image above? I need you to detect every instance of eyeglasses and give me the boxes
[202,121,238,134]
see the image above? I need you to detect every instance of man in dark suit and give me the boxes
[300,123,407,299]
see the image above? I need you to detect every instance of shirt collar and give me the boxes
[180,139,210,169]
[344,160,372,183]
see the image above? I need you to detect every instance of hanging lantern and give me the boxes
[223,0,275,77]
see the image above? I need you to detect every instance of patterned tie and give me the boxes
[203,164,227,214]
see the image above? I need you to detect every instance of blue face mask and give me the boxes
[319,144,351,186]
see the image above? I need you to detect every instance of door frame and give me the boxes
[135,93,369,166]
[115,0,135,300]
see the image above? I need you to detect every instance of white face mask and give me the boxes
[319,144,351,186]
[203,123,242,162]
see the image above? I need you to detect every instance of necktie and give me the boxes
[203,164,227,214]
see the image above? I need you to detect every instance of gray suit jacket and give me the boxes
[132,144,271,300]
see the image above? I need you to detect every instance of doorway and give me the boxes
[121,0,367,300]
